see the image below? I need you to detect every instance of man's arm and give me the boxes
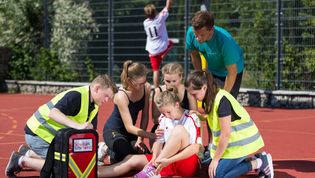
[190,50,202,70]
[49,108,93,129]
[224,64,237,93]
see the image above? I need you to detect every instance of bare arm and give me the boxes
[151,87,162,124]
[140,83,151,132]
[187,91,197,111]
[116,90,155,139]
[190,50,202,70]
[165,0,171,10]
[49,108,93,129]
[224,64,237,93]
[208,115,231,177]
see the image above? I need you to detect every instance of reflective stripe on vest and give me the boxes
[33,101,57,135]
[211,131,261,150]
[26,86,98,143]
[212,120,254,137]
[208,89,264,159]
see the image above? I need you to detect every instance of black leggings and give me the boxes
[103,129,150,163]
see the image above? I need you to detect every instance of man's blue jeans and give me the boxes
[204,156,253,178]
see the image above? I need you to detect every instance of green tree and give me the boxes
[0,0,97,81]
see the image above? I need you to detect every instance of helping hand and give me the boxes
[208,159,218,178]
[135,139,147,153]
[77,122,93,130]
[154,158,171,174]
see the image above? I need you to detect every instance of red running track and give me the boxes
[0,94,315,177]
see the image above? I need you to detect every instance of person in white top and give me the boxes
[98,87,203,178]
[143,0,173,88]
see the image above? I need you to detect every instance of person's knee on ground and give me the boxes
[21,156,45,171]
[19,147,45,170]
[111,138,135,163]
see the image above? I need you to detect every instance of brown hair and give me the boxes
[121,60,148,89]
[191,11,215,30]
[91,74,117,93]
[161,63,184,80]
[144,3,157,19]
[154,86,180,108]
[184,70,218,114]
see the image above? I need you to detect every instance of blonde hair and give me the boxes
[161,63,184,79]
[154,86,180,108]
[121,60,148,89]
[144,3,157,19]
[91,74,117,93]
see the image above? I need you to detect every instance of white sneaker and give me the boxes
[97,142,108,166]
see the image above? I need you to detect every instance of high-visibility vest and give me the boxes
[207,89,264,159]
[26,86,98,143]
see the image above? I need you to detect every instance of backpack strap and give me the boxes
[40,138,55,178]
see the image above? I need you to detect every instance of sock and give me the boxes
[18,156,25,167]
[25,150,30,157]
[256,158,263,169]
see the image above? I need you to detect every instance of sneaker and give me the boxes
[258,153,274,178]
[133,163,157,178]
[5,151,21,177]
[18,144,30,156]
[255,152,266,178]
[97,142,108,166]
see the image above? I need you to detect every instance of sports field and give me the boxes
[1,93,315,177]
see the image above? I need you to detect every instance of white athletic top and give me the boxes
[143,8,169,55]
[157,110,202,145]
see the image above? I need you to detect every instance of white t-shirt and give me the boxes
[157,110,202,145]
[143,8,169,55]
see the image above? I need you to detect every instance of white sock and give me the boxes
[18,155,25,167]
[256,158,263,169]
[25,150,30,157]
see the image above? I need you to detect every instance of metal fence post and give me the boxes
[184,0,190,76]
[276,0,283,90]
[108,0,114,77]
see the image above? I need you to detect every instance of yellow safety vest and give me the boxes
[207,89,264,159]
[26,86,98,143]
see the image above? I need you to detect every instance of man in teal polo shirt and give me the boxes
[186,10,244,98]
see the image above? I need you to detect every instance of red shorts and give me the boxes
[149,40,174,71]
[145,154,200,177]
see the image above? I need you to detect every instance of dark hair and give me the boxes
[121,60,148,89]
[185,70,218,114]
[191,11,215,30]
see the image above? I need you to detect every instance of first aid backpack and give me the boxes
[40,128,98,178]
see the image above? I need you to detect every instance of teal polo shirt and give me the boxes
[186,26,244,77]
